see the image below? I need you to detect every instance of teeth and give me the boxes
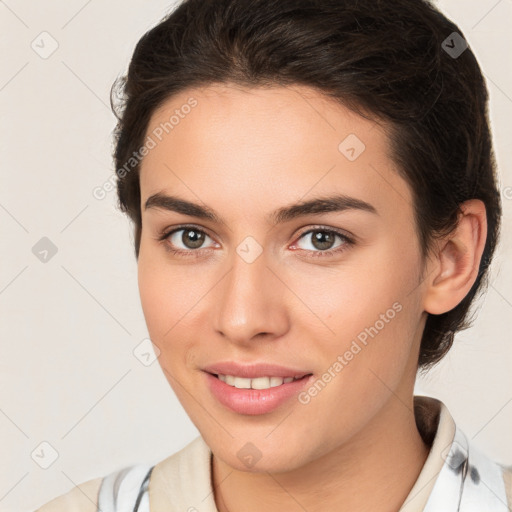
[217,374,304,390]
[252,377,271,389]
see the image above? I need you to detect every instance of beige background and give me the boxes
[0,0,511,510]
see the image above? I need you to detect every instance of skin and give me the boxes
[137,83,487,512]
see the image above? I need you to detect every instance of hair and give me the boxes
[110,0,502,371]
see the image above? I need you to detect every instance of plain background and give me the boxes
[0,1,511,510]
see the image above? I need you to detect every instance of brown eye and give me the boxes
[309,230,337,250]
[180,229,206,249]
[293,227,354,257]
[163,227,215,252]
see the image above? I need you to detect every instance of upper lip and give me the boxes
[202,361,312,379]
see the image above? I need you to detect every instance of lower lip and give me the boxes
[204,372,313,415]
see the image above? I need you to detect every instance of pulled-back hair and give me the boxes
[110,0,502,370]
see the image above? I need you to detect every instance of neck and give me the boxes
[212,394,430,512]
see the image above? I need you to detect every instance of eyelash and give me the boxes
[157,224,355,259]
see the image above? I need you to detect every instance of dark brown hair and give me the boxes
[110,0,502,370]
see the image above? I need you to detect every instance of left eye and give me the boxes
[294,229,350,252]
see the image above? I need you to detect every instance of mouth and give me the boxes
[203,369,314,415]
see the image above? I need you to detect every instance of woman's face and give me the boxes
[138,84,429,473]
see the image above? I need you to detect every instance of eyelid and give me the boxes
[293,225,355,243]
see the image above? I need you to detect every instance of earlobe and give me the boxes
[423,199,487,315]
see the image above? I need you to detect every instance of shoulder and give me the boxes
[410,396,512,510]
[34,436,213,511]
[34,476,103,512]
[149,436,217,510]
[35,462,154,512]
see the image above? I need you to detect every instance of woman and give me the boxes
[36,0,511,510]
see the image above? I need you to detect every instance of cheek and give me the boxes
[293,238,422,386]
[289,239,416,335]
[137,247,199,337]
[137,257,169,339]
[137,248,213,376]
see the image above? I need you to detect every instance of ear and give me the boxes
[423,199,488,315]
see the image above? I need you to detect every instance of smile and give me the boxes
[216,374,305,390]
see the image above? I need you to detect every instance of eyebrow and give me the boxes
[144,192,378,225]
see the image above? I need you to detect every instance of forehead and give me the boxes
[143,83,379,155]
[139,83,414,223]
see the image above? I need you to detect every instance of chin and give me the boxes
[218,447,306,474]
[207,430,315,474]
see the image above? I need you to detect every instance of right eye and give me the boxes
[159,225,218,257]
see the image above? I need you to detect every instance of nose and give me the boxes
[213,244,289,346]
